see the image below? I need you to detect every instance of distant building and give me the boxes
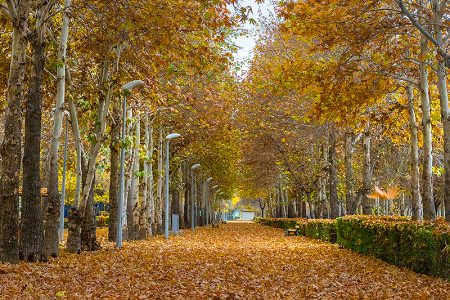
[231,208,257,221]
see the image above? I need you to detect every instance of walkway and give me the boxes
[0,222,449,299]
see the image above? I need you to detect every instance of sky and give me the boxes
[231,0,276,76]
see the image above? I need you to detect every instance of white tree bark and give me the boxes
[142,115,149,237]
[432,0,450,221]
[156,127,164,233]
[132,116,140,236]
[418,29,436,220]
[147,119,155,236]
[407,83,423,220]
[362,123,372,215]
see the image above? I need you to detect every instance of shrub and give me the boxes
[259,216,450,280]
[336,216,449,280]
[96,211,109,227]
[305,219,336,243]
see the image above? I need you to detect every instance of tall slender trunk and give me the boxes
[80,164,98,251]
[132,116,140,238]
[278,174,287,218]
[68,96,82,208]
[184,179,191,228]
[432,0,450,221]
[362,123,372,214]
[140,115,149,239]
[175,164,183,219]
[418,13,436,220]
[66,58,114,252]
[407,83,423,220]
[156,127,164,233]
[42,0,71,259]
[329,126,339,218]
[147,119,155,236]
[108,100,120,242]
[344,132,356,215]
[66,96,83,254]
[126,110,136,240]
[21,35,45,261]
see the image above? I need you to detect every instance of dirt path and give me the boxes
[1,222,449,299]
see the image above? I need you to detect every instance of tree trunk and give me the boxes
[147,119,155,236]
[21,34,45,261]
[362,123,372,215]
[0,1,29,264]
[65,97,83,254]
[42,0,71,260]
[140,115,149,239]
[66,57,114,252]
[68,96,82,208]
[329,127,339,218]
[344,132,357,215]
[80,171,99,251]
[184,180,191,228]
[407,83,423,220]
[419,26,436,220]
[126,110,136,240]
[156,127,164,234]
[108,100,120,242]
[132,116,140,238]
[175,164,183,224]
[432,0,450,221]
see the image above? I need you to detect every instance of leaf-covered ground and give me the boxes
[1,222,449,299]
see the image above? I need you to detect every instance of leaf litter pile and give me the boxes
[1,222,449,299]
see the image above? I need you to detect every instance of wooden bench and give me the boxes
[211,223,219,228]
[285,226,300,236]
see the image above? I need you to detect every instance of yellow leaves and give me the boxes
[55,291,66,297]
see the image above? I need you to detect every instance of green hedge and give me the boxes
[257,218,336,242]
[258,216,450,280]
[336,215,449,280]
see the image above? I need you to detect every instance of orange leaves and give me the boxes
[367,186,399,200]
[1,223,450,298]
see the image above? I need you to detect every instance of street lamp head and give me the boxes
[122,80,145,91]
[165,133,181,140]
[191,163,201,170]
[206,177,213,183]
[212,185,219,189]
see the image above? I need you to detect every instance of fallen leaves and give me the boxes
[0,222,449,299]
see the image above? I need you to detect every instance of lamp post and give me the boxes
[58,111,70,242]
[190,163,201,230]
[117,80,144,248]
[164,133,181,239]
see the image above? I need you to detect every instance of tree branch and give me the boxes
[5,0,17,21]
[0,3,10,18]
[397,0,450,66]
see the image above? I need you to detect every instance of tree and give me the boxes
[0,0,30,263]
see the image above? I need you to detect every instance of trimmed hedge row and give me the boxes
[336,216,449,280]
[257,218,336,243]
[257,216,450,280]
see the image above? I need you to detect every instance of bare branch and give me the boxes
[397,0,450,65]
[5,0,17,21]
[0,3,11,18]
